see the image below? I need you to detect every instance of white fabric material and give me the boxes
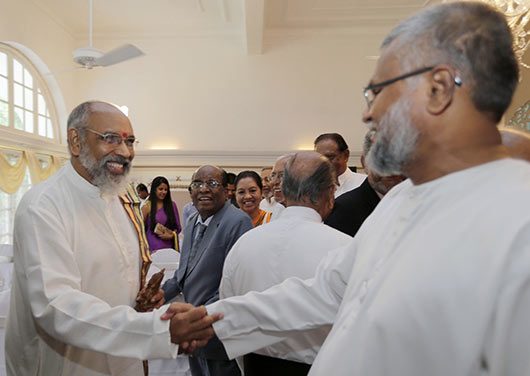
[209,159,530,376]
[259,197,275,212]
[334,168,366,198]
[268,201,285,222]
[220,206,352,364]
[148,248,181,284]
[6,164,178,376]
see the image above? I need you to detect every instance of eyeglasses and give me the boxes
[363,66,463,108]
[86,128,138,148]
[271,172,284,180]
[190,180,222,191]
[363,67,434,108]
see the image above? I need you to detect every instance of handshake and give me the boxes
[161,302,223,354]
[135,270,222,354]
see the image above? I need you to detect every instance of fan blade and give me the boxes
[45,66,84,76]
[94,44,145,67]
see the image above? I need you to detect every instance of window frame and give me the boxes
[0,42,61,144]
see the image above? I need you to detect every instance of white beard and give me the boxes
[365,97,419,176]
[78,145,131,197]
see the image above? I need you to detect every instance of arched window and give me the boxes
[0,43,63,243]
[0,43,59,141]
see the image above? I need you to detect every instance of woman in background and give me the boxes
[142,176,182,253]
[235,171,270,227]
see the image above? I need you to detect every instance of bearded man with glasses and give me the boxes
[6,101,220,375]
[162,165,253,376]
[199,3,530,376]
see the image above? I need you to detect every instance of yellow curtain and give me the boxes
[0,147,65,194]
[25,151,63,185]
[0,149,28,194]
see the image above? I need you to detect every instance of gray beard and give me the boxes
[365,97,418,176]
[78,146,131,196]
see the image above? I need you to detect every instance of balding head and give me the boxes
[282,151,336,220]
[500,128,530,162]
[67,100,134,195]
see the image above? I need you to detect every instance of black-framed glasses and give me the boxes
[363,66,463,108]
[190,179,222,191]
[86,128,138,148]
[363,66,434,108]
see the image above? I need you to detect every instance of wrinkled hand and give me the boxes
[161,303,223,352]
[149,289,165,310]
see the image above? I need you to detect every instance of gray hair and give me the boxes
[383,1,518,122]
[67,101,95,156]
[67,101,94,132]
[362,129,377,157]
[282,154,335,205]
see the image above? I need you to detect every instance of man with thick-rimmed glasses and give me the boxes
[163,165,253,376]
[200,2,530,375]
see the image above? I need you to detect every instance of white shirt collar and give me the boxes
[337,167,354,187]
[195,214,213,227]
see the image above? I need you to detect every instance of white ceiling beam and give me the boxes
[243,0,265,55]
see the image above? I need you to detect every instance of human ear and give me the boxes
[68,128,82,157]
[426,65,458,115]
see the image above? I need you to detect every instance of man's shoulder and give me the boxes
[221,203,252,223]
[18,166,68,209]
[335,181,373,206]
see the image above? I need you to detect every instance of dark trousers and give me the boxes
[243,353,311,376]
[188,355,241,376]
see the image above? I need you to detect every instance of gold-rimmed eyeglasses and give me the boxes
[86,128,138,148]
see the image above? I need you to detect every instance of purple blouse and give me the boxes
[145,201,182,253]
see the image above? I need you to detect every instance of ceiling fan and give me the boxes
[72,0,144,69]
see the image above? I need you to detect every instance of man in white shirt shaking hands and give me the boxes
[202,2,530,376]
[6,101,220,376]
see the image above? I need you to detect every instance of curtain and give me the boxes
[0,147,64,194]
[25,151,63,186]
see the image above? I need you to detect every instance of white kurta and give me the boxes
[220,206,352,363]
[268,201,285,221]
[208,159,530,376]
[334,168,366,198]
[258,197,275,213]
[6,164,178,376]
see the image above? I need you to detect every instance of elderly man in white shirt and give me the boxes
[6,101,218,376]
[267,154,294,221]
[220,151,352,375]
[201,3,530,376]
[314,133,366,198]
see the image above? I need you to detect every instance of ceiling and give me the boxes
[30,0,433,54]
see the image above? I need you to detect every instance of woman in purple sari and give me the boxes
[141,176,182,253]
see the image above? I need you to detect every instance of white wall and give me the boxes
[6,0,529,188]
[74,30,388,156]
[0,0,76,148]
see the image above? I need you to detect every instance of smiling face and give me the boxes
[72,102,135,195]
[191,166,227,220]
[155,183,168,201]
[271,157,290,204]
[260,168,273,198]
[235,177,262,219]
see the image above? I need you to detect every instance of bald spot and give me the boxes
[289,151,330,181]
[193,165,223,181]
[500,128,530,162]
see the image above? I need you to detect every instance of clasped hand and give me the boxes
[161,303,222,354]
